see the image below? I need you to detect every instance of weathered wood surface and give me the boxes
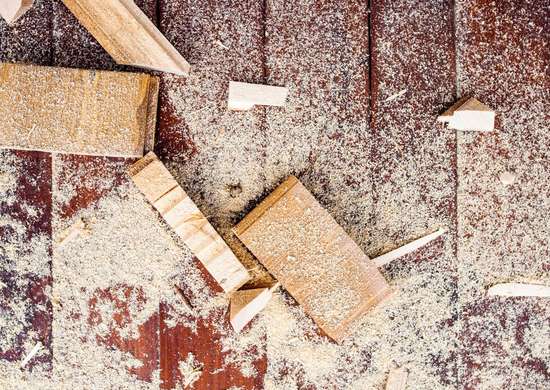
[1,0,548,389]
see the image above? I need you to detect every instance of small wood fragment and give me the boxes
[233,176,393,343]
[129,152,251,293]
[228,81,288,110]
[499,171,516,186]
[62,0,190,75]
[20,342,42,368]
[487,283,550,297]
[438,97,495,131]
[230,283,279,333]
[373,227,447,268]
[0,0,33,25]
[385,367,408,390]
[0,62,158,157]
[56,218,91,247]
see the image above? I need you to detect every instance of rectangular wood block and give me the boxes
[0,62,158,157]
[233,176,393,342]
[62,0,190,75]
[129,152,251,293]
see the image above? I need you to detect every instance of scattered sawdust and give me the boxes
[178,353,203,388]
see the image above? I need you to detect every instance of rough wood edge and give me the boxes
[233,176,299,237]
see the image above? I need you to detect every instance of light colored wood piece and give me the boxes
[373,227,447,267]
[0,0,33,24]
[487,283,550,297]
[385,367,408,390]
[228,81,288,110]
[20,342,42,368]
[233,176,393,343]
[55,218,91,247]
[0,62,158,157]
[437,97,495,131]
[129,152,250,293]
[230,283,279,333]
[62,0,190,75]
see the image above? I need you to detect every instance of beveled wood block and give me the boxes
[0,62,158,157]
[129,152,251,293]
[233,176,393,342]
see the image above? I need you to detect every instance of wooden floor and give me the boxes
[1,1,548,389]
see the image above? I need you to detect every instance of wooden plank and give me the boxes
[228,81,288,110]
[129,152,251,293]
[0,62,158,157]
[61,0,190,75]
[455,1,549,388]
[0,0,33,25]
[234,176,393,343]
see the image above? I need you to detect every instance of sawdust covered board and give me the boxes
[0,62,158,157]
[234,176,393,343]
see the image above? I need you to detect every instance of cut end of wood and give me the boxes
[229,286,275,333]
[487,283,550,297]
[0,0,34,25]
[228,81,288,111]
[438,97,495,131]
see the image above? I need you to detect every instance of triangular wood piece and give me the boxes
[228,81,288,110]
[229,284,278,333]
[385,367,408,390]
[373,227,446,267]
[438,97,495,131]
[62,0,190,75]
[0,0,33,24]
[487,283,550,297]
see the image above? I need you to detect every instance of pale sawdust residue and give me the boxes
[177,353,203,388]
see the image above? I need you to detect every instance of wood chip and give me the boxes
[385,366,409,390]
[228,81,288,110]
[230,283,279,333]
[20,342,42,368]
[487,283,550,297]
[438,97,495,131]
[0,0,33,25]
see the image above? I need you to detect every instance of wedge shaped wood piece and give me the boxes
[228,81,288,110]
[0,0,33,24]
[233,176,393,343]
[437,97,495,131]
[129,152,251,293]
[0,62,158,157]
[385,367,408,390]
[62,0,190,75]
[487,283,550,297]
[373,227,446,267]
[230,284,278,333]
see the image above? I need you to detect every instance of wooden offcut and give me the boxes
[228,81,288,110]
[129,152,251,293]
[233,176,393,343]
[0,0,33,24]
[229,283,279,333]
[438,97,495,131]
[0,62,158,157]
[62,0,190,76]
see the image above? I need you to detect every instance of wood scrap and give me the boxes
[20,342,42,368]
[129,152,251,293]
[373,227,447,267]
[233,176,393,343]
[437,97,495,131]
[228,81,288,110]
[55,218,91,247]
[487,283,550,297]
[385,366,408,390]
[230,283,279,333]
[0,62,158,157]
[0,0,33,25]
[62,0,190,75]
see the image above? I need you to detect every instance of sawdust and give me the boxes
[178,353,203,388]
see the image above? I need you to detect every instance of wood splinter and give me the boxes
[487,283,550,298]
[0,0,33,25]
[229,283,279,333]
[228,81,288,110]
[373,227,447,268]
[20,342,42,368]
[437,97,495,131]
[129,152,251,293]
[62,0,190,75]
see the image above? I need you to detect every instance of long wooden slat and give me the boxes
[0,63,158,157]
[129,152,251,293]
[234,176,393,343]
[455,2,550,387]
[61,0,190,75]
